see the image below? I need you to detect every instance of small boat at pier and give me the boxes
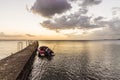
[37,46,55,57]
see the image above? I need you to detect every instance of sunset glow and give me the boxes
[0,0,120,40]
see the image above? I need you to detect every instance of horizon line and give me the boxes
[0,39,120,41]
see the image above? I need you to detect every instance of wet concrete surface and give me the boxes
[0,41,38,80]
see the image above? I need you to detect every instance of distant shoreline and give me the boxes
[0,39,120,41]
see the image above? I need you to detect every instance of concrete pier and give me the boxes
[0,41,38,80]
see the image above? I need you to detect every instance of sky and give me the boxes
[0,0,120,40]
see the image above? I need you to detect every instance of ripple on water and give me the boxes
[29,41,120,80]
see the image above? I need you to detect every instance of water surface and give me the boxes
[0,41,26,60]
[30,40,120,80]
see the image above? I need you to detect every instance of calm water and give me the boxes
[0,41,26,60]
[30,40,120,80]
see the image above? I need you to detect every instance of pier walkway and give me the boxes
[0,41,38,80]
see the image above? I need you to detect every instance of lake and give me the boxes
[0,41,27,60]
[0,40,120,80]
[30,40,120,80]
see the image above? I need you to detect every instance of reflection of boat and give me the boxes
[37,46,55,57]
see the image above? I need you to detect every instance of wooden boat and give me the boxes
[37,46,55,57]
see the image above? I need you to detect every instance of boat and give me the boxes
[37,46,55,57]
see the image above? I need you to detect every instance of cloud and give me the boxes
[31,0,120,40]
[31,0,71,17]
[69,0,102,7]
[0,32,23,37]
[112,7,120,17]
[38,0,104,30]
[41,10,106,30]
[107,18,120,32]
[81,0,102,6]
[41,11,120,39]
[0,32,36,39]
[25,34,35,37]
[94,16,104,22]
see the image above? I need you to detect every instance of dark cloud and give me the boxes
[94,16,104,22]
[81,0,102,6]
[69,0,102,6]
[31,0,120,39]
[38,0,104,30]
[41,10,106,30]
[31,0,102,17]
[41,12,120,34]
[31,0,71,17]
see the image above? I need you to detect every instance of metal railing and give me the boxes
[17,40,35,51]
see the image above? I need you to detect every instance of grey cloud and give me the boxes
[31,0,120,39]
[112,7,120,10]
[41,12,120,34]
[0,32,23,37]
[0,32,35,38]
[94,16,104,22]
[94,18,120,38]
[25,34,35,37]
[107,18,120,32]
[31,0,71,17]
[79,8,88,14]
[69,0,102,6]
[81,0,102,6]
[39,0,103,30]
[31,0,102,17]
[41,10,105,30]
[112,7,120,16]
